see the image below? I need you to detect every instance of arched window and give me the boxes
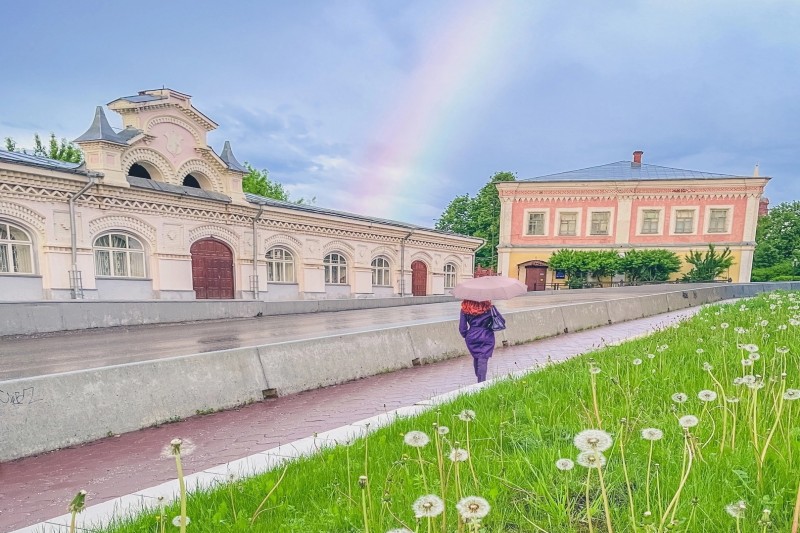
[371,256,391,286]
[94,233,146,278]
[265,246,295,282]
[444,263,457,289]
[128,163,152,180]
[324,252,347,284]
[0,222,34,274]
[182,174,201,189]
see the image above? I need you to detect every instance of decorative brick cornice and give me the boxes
[88,215,157,248]
[144,116,203,144]
[175,158,223,192]
[188,225,240,251]
[120,147,176,182]
[0,201,46,235]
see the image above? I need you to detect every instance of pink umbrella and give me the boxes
[453,276,528,301]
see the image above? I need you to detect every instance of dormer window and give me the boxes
[128,163,151,180]
[183,174,201,188]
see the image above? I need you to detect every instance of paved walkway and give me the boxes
[0,306,701,532]
[0,283,718,380]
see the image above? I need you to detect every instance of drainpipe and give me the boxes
[252,203,264,299]
[400,231,413,296]
[69,176,98,299]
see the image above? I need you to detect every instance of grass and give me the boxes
[95,291,800,532]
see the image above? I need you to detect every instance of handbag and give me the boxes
[489,305,506,331]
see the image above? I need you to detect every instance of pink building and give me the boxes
[496,151,770,288]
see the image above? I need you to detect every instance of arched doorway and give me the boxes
[191,239,234,299]
[411,260,427,296]
[520,260,548,291]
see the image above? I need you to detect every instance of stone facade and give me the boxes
[496,151,770,288]
[0,89,482,301]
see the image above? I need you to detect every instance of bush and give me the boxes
[751,261,795,282]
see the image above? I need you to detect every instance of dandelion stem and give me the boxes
[416,447,429,492]
[465,421,479,489]
[250,465,289,524]
[759,381,786,485]
[361,483,370,533]
[661,430,694,528]
[595,463,615,533]
[791,476,800,533]
[618,426,637,530]
[174,452,187,533]
[645,441,654,512]
[590,371,602,428]
[585,468,594,533]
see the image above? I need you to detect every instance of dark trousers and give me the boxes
[472,357,489,383]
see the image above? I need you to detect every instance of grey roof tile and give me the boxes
[0,149,83,172]
[74,107,128,145]
[219,141,246,172]
[117,94,165,103]
[127,176,231,203]
[522,161,751,182]
[117,126,143,142]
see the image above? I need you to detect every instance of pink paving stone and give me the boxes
[0,308,699,532]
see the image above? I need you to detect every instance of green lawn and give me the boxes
[100,291,800,532]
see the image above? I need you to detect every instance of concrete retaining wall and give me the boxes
[2,282,798,461]
[0,295,455,337]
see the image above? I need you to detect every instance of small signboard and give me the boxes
[555,270,566,279]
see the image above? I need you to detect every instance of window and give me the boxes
[674,210,694,234]
[558,212,577,236]
[266,246,295,282]
[0,222,34,274]
[324,253,348,284]
[371,256,390,286]
[641,210,660,234]
[590,212,611,235]
[708,209,729,233]
[94,233,145,278]
[526,212,545,235]
[444,263,457,289]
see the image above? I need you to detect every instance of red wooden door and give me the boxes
[191,239,234,299]
[525,266,547,291]
[411,260,427,296]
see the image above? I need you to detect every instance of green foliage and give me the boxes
[436,171,516,269]
[682,244,734,282]
[4,133,83,163]
[100,292,800,532]
[241,163,314,204]
[751,261,798,282]
[754,201,800,270]
[618,249,682,283]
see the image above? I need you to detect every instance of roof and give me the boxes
[244,192,480,240]
[219,141,246,172]
[115,94,166,104]
[0,149,84,173]
[116,126,143,142]
[74,106,128,145]
[127,176,231,203]
[522,161,753,182]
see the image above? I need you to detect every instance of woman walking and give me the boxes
[459,299,503,383]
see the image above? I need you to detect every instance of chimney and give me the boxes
[758,197,770,218]
[632,150,644,166]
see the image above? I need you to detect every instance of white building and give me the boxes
[0,88,481,301]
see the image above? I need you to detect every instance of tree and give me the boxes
[4,133,83,163]
[682,244,734,282]
[241,163,314,205]
[618,249,681,283]
[436,171,516,268]
[752,201,800,280]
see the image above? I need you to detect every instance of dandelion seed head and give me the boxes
[698,390,717,402]
[412,494,445,518]
[743,344,759,353]
[734,327,746,334]
[784,389,800,401]
[679,415,699,428]
[555,458,575,471]
[589,366,602,375]
[632,358,643,365]
[172,516,191,527]
[760,320,769,327]
[720,323,729,329]
[742,375,756,385]
[403,431,430,448]
[162,438,194,459]
[777,346,790,354]
[456,496,491,521]
[449,448,469,462]
[647,353,656,359]
[576,450,607,468]
[671,392,688,403]
[641,428,664,441]
[748,352,761,361]
[437,426,449,436]
[741,358,754,367]
[725,500,746,519]
[703,362,713,371]
[726,397,740,404]
[458,410,476,422]
[387,529,414,533]
[696,348,704,354]
[573,429,613,452]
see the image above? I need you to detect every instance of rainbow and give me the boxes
[346,2,525,221]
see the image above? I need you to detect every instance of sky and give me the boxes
[2,1,798,227]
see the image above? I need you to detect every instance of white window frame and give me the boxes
[324,252,348,284]
[705,205,733,234]
[443,262,457,289]
[0,221,34,274]
[555,209,581,237]
[94,232,147,278]
[522,208,550,237]
[635,207,665,236]
[670,206,699,235]
[586,208,614,236]
[265,246,296,283]
[371,256,391,286]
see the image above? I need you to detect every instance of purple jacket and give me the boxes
[459,308,498,359]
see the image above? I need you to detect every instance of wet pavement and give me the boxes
[0,305,701,532]
[0,283,716,380]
